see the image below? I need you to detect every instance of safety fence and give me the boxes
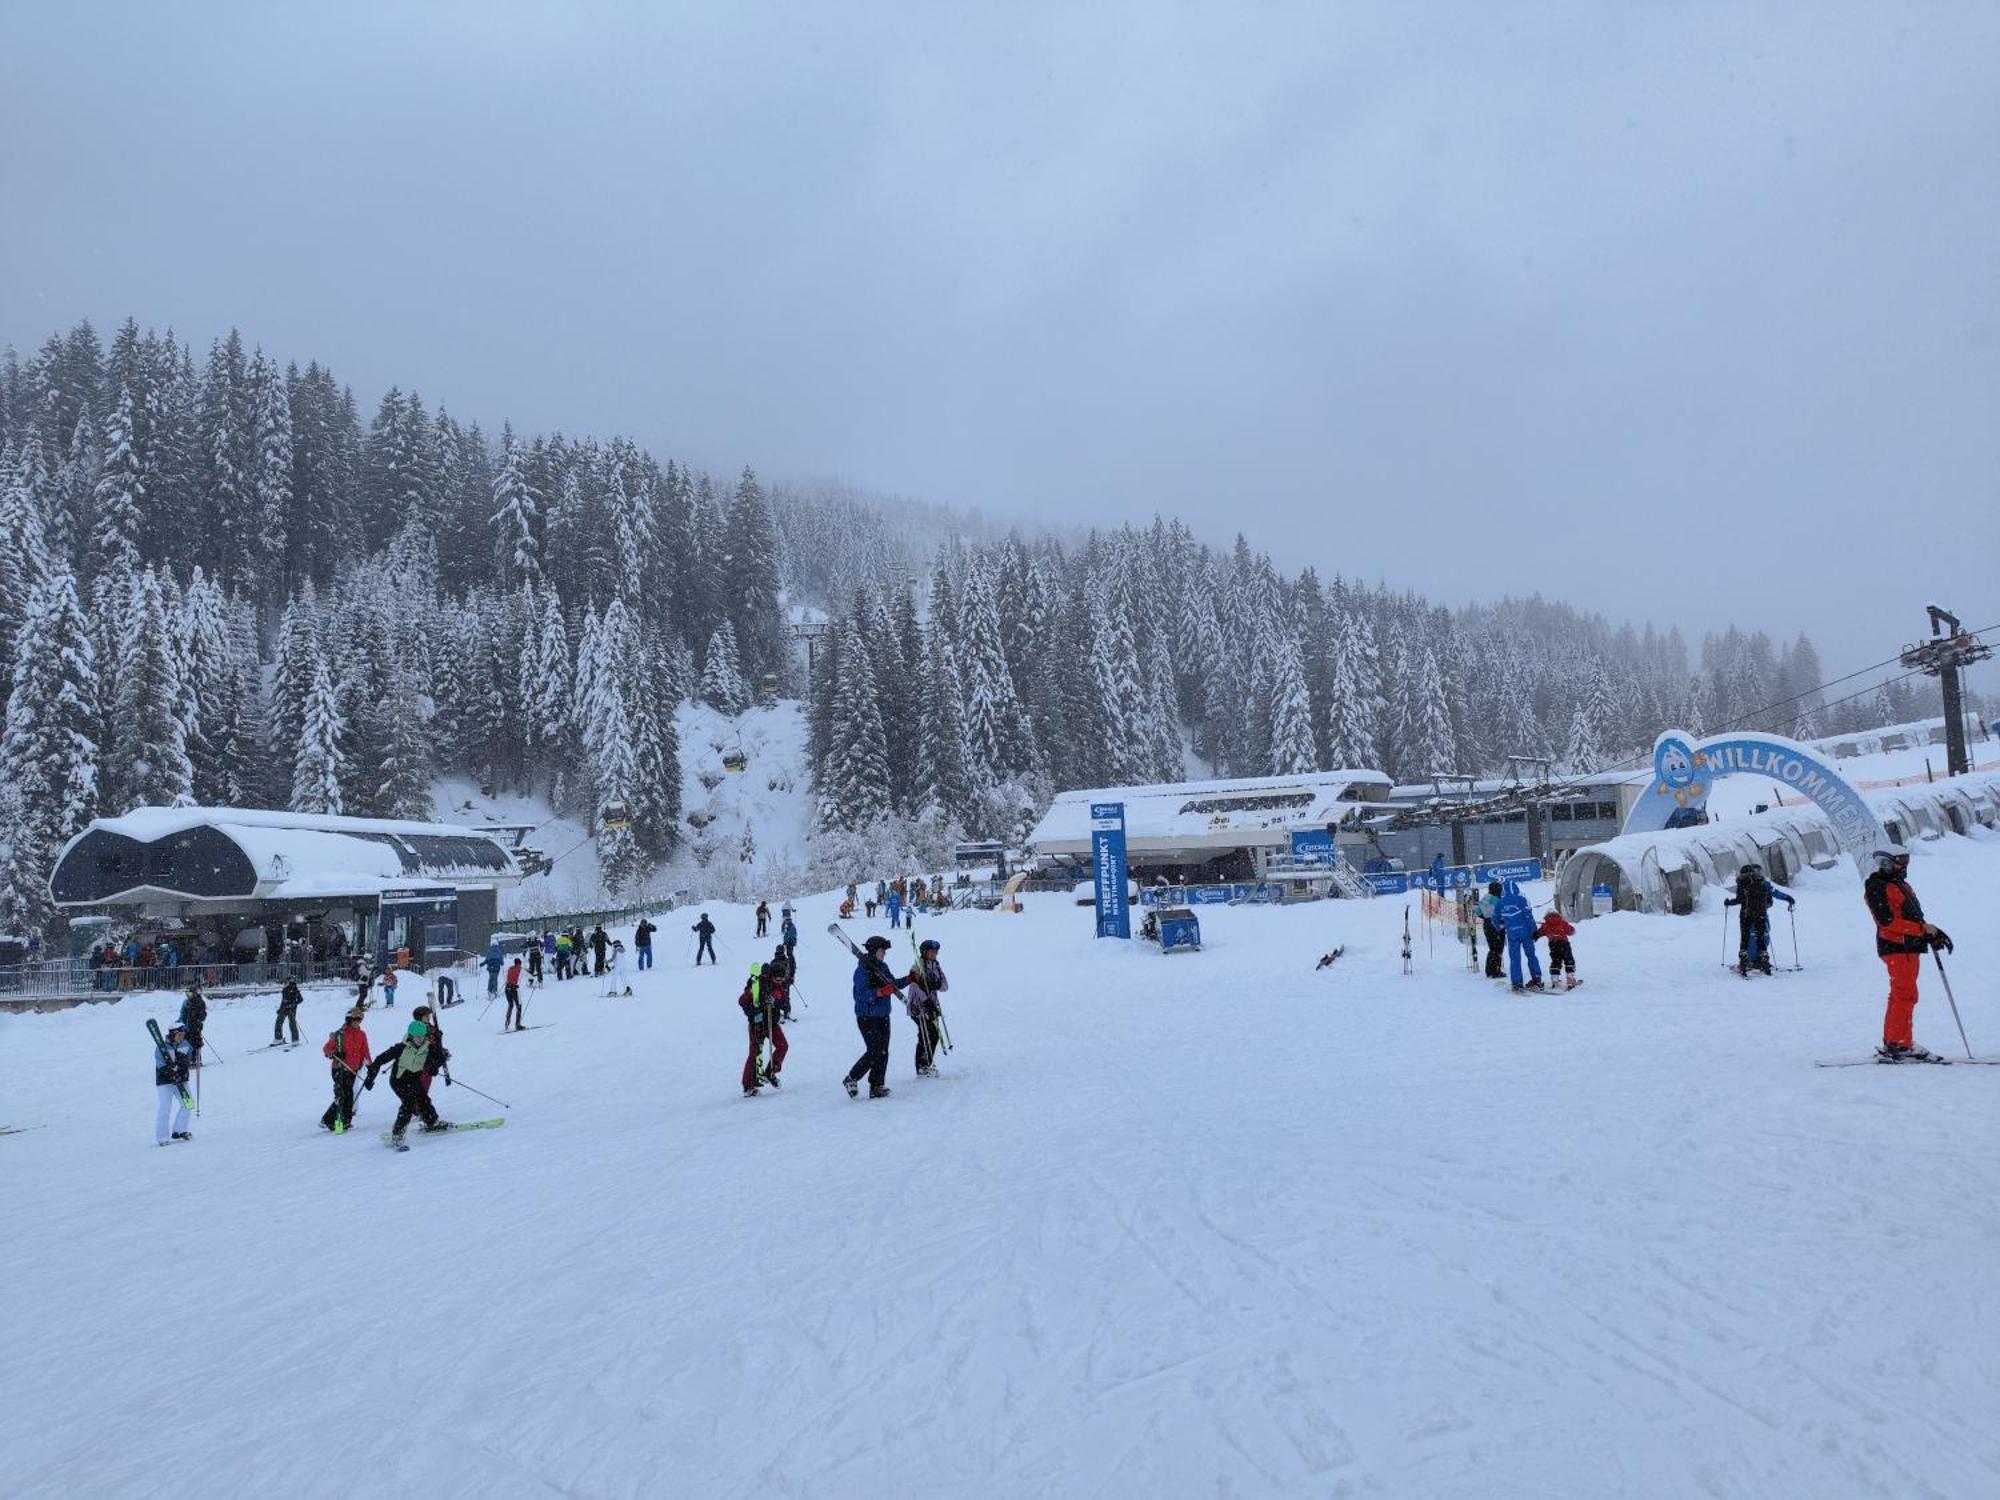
[0,958,348,1005]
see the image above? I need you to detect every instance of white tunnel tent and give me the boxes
[1556,771,2000,919]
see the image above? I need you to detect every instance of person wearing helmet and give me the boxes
[363,1018,447,1143]
[1476,881,1505,979]
[691,912,717,967]
[1864,843,1952,1060]
[844,935,908,1099]
[155,1020,195,1145]
[321,1008,371,1133]
[905,938,948,1077]
[739,962,788,1096]
[1724,863,1795,976]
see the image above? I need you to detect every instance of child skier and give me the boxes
[1724,863,1796,976]
[603,940,630,996]
[739,963,788,1096]
[321,1008,370,1132]
[906,938,948,1077]
[379,966,399,1009]
[154,1019,195,1145]
[1477,881,1505,979]
[178,984,208,1064]
[1536,909,1579,989]
[503,955,525,1030]
[363,1019,447,1143]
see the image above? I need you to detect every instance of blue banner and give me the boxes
[1624,730,1885,872]
[1090,802,1131,939]
[1473,858,1544,884]
[1365,872,1410,895]
[1411,867,1476,891]
[1289,829,1336,866]
[1189,885,1232,905]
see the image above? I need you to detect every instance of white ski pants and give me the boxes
[155,1083,189,1142]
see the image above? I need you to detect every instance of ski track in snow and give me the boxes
[5,841,2000,1499]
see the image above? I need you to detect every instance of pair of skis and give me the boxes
[145,1019,195,1111]
[829,921,953,1057]
[383,1118,505,1151]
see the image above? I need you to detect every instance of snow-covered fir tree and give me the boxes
[0,569,97,936]
[291,644,345,815]
[114,567,194,809]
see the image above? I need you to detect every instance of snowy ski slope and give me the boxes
[4,838,1998,1498]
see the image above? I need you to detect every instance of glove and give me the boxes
[1785,898,1796,909]
[363,1073,376,1090]
[1723,898,1738,907]
[1931,927,1954,954]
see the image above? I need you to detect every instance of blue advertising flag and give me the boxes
[1090,802,1131,939]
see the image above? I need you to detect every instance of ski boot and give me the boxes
[743,1085,760,1097]
[843,1077,859,1099]
[171,1131,192,1141]
[1525,979,1545,992]
[763,1072,781,1089]
[869,1085,892,1099]
[1877,1042,1933,1063]
[422,1120,451,1132]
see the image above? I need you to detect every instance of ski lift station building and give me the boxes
[1025,771,1394,885]
[49,807,523,969]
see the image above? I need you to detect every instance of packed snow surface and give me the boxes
[6,839,2000,1498]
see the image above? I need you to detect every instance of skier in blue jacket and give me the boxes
[483,938,505,996]
[1496,880,1545,992]
[843,935,907,1100]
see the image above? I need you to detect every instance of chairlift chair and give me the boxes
[600,801,631,831]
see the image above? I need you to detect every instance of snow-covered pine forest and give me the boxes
[0,318,1877,934]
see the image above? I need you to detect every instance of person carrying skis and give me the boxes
[905,938,947,1077]
[1723,863,1795,976]
[634,917,656,971]
[1863,842,1952,1060]
[274,976,304,1045]
[739,962,788,1095]
[1535,908,1579,989]
[321,1007,370,1132]
[178,984,208,1065]
[1496,880,1544,992]
[755,900,770,937]
[590,924,610,976]
[483,937,505,997]
[691,912,717,966]
[1476,881,1505,980]
[363,1018,446,1143]
[411,1004,450,1096]
[154,1019,195,1145]
[503,955,525,1030]
[843,935,907,1099]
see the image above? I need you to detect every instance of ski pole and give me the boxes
[1720,904,1729,967]
[1789,906,1801,971]
[1930,950,1975,1060]
[445,1075,512,1110]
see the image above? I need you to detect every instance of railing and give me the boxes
[1326,864,1375,900]
[0,958,350,1001]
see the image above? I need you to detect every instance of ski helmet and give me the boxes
[919,939,940,953]
[406,1021,429,1041]
[344,1009,364,1023]
[166,1019,187,1035]
[1741,862,1761,877]
[863,935,892,952]
[1874,842,1910,868]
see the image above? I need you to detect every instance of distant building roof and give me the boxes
[51,807,522,908]
[1027,770,1391,851]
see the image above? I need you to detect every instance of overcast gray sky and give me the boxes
[3,1,1995,682]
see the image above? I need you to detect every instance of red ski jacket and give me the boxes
[1535,912,1575,941]
[325,1023,370,1073]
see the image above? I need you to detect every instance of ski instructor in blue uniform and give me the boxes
[843,935,907,1100]
[1497,880,1545,993]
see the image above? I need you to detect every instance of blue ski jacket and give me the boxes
[1497,881,1538,940]
[852,958,906,1019]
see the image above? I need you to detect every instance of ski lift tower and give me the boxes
[789,618,832,684]
[1425,771,1478,867]
[1504,754,1556,862]
[1900,604,1992,776]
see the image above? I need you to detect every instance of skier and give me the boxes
[634,917,656,971]
[178,984,208,1065]
[526,942,543,988]
[886,885,902,930]
[603,940,630,996]
[273,976,304,1045]
[739,962,787,1096]
[434,970,459,1008]
[691,912,717,966]
[1863,842,1952,1060]
[483,937,505,997]
[1496,880,1544,992]
[363,1018,447,1143]
[780,909,799,974]
[766,943,796,1019]
[1477,881,1505,979]
[320,1007,370,1132]
[503,954,524,1030]
[755,900,770,937]
[590,924,610,976]
[1536,908,1579,990]
[906,937,948,1077]
[843,935,907,1099]
[379,966,399,1010]
[154,1019,195,1145]
[411,1004,450,1097]
[1723,864,1795,976]
[554,930,573,981]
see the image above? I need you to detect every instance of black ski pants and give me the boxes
[847,1016,891,1090]
[390,1071,439,1136]
[321,1067,356,1130]
[695,936,716,965]
[274,1003,301,1044]
[1547,938,1575,977]
[593,946,608,976]
[505,983,522,1029]
[1483,922,1504,978]
[912,1002,939,1072]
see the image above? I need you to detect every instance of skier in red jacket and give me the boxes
[320,1008,371,1133]
[1535,909,1579,990]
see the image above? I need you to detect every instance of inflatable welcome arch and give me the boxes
[1622,730,1887,873]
